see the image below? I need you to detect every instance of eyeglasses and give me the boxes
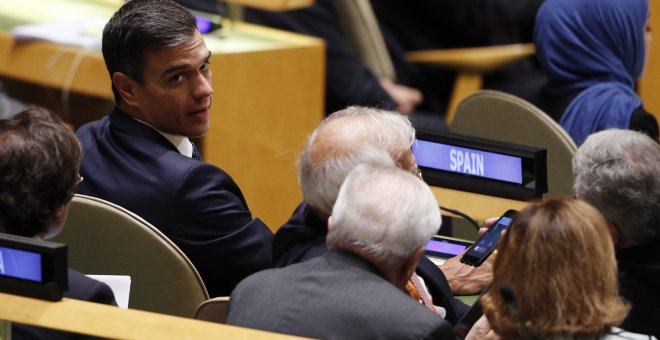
[65,173,84,202]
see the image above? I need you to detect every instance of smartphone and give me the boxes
[460,209,518,266]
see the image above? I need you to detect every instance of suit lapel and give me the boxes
[108,108,179,153]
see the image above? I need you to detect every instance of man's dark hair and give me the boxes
[102,0,198,103]
[0,107,82,237]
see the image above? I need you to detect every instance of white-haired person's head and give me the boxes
[298,106,416,218]
[573,129,660,248]
[326,164,440,288]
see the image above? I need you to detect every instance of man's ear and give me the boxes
[112,72,139,107]
[51,204,68,225]
[607,220,622,249]
[39,204,70,240]
[327,216,333,232]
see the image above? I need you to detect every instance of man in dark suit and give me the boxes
[573,129,660,337]
[0,107,117,339]
[229,165,456,339]
[270,106,498,325]
[75,0,273,298]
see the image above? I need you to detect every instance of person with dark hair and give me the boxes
[75,0,273,298]
[0,106,117,339]
[534,0,659,146]
[574,129,660,337]
[481,199,653,339]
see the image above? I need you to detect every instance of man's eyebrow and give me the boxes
[161,51,212,77]
[162,63,189,77]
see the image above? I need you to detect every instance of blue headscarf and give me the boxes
[534,0,648,145]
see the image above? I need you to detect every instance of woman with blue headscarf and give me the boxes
[534,0,658,146]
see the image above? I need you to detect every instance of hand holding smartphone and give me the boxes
[460,209,518,267]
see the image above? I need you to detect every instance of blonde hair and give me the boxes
[481,199,629,338]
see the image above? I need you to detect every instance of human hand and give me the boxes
[379,78,423,115]
[478,216,500,237]
[439,216,500,295]
[465,316,500,340]
[439,253,493,295]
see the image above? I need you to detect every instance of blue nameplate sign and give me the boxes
[412,130,547,200]
[0,233,67,301]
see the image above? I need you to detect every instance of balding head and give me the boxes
[298,106,416,217]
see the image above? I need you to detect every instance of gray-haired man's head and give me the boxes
[573,129,660,248]
[298,106,417,217]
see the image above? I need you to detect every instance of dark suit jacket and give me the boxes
[273,202,470,325]
[617,241,660,338]
[228,250,458,340]
[76,108,273,297]
[13,270,116,340]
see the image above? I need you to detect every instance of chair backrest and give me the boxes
[450,90,577,198]
[53,194,209,318]
[195,296,230,324]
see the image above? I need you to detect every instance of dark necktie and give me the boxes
[192,142,202,161]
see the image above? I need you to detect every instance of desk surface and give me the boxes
[431,186,529,223]
[0,0,314,27]
[0,0,320,99]
[0,292,306,339]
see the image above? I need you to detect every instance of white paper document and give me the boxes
[11,18,106,49]
[86,275,131,309]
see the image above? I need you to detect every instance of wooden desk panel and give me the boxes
[1,39,109,99]
[639,0,660,125]
[204,23,324,229]
[431,186,529,222]
[226,0,313,11]
[0,292,306,339]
